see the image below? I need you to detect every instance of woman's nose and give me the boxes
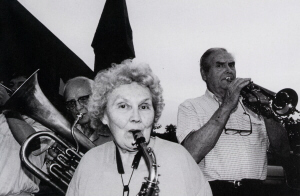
[130,108,141,123]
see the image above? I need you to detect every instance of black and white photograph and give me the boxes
[0,0,300,195]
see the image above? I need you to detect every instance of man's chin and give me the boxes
[220,83,230,89]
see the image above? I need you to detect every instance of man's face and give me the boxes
[9,76,27,92]
[64,81,92,125]
[202,51,236,94]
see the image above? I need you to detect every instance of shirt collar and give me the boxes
[205,89,222,104]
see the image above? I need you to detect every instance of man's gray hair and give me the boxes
[200,48,228,73]
[63,76,94,97]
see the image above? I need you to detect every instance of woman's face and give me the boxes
[102,82,155,152]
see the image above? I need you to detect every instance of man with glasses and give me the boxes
[63,76,112,145]
[177,48,291,196]
[43,77,112,195]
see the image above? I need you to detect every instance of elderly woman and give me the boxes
[66,60,212,196]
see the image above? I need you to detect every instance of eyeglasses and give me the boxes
[65,94,90,111]
[224,100,252,136]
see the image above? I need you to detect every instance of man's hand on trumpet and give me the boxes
[222,77,251,112]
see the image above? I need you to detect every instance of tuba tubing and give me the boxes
[20,131,81,194]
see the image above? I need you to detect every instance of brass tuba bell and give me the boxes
[3,69,95,151]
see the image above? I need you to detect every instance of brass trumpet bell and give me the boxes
[273,88,298,116]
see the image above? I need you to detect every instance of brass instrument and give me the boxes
[4,70,95,151]
[226,78,300,146]
[240,82,298,119]
[239,81,300,145]
[2,70,96,194]
[132,131,159,196]
[21,131,82,194]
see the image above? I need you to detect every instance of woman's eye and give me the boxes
[140,105,150,110]
[118,104,127,109]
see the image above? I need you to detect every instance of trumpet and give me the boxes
[226,77,300,152]
[242,83,298,118]
[225,77,298,118]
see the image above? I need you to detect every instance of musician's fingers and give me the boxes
[48,149,58,159]
[237,78,251,90]
[231,77,250,85]
[45,158,52,168]
[224,78,251,107]
[47,144,58,160]
[229,78,251,91]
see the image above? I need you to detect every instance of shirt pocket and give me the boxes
[248,120,268,146]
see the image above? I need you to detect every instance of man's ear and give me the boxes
[200,68,207,81]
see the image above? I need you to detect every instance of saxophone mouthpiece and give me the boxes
[131,130,146,145]
[76,113,83,119]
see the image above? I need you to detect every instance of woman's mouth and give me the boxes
[129,130,146,146]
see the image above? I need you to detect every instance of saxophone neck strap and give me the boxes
[115,144,143,196]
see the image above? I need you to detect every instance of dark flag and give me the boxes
[0,0,94,107]
[92,0,135,73]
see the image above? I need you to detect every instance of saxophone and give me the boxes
[132,131,160,196]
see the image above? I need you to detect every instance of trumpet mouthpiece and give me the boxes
[226,77,232,82]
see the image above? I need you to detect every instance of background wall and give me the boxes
[20,0,300,130]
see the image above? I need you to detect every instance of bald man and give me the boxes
[63,77,112,145]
